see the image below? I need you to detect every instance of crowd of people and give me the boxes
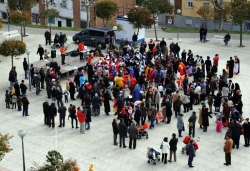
[5,32,249,168]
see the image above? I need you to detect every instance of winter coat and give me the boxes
[177,115,184,130]
[86,108,92,122]
[187,143,195,156]
[133,87,141,102]
[169,137,178,151]
[198,108,203,125]
[118,122,127,136]
[140,106,148,117]
[9,70,16,82]
[154,92,161,105]
[92,96,101,109]
[202,111,212,126]
[161,141,170,154]
[243,122,250,136]
[173,98,182,107]
[103,91,111,113]
[43,102,49,113]
[224,138,233,153]
[213,95,221,107]
[180,94,190,104]
[77,110,86,123]
[48,103,57,117]
[5,92,10,103]
[166,102,172,116]
[58,106,67,117]
[20,83,27,93]
[128,125,138,138]
[112,121,119,135]
[21,97,29,107]
[134,110,141,121]
[188,115,197,128]
[69,82,75,94]
[14,83,20,97]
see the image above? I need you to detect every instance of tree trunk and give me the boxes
[240,23,243,47]
[23,21,26,37]
[218,11,223,31]
[137,27,140,37]
[86,6,90,28]
[153,22,158,41]
[50,22,52,41]
[11,55,14,68]
[21,24,23,42]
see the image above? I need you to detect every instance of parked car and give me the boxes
[72,27,115,48]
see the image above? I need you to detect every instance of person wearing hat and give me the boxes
[43,99,49,125]
[128,121,139,149]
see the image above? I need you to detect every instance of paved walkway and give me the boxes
[0,27,250,170]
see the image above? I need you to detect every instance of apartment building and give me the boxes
[0,0,136,28]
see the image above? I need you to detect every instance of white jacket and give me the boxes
[194,86,201,95]
[221,87,229,97]
[161,141,170,154]
[180,94,190,104]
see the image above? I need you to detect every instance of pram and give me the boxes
[181,135,199,154]
[137,123,149,139]
[147,148,161,165]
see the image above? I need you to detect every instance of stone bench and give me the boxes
[213,35,224,39]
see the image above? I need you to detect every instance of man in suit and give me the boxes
[43,99,49,125]
[168,133,178,162]
[188,111,197,137]
[118,118,127,148]
[48,102,57,128]
[128,121,139,149]
[228,57,234,78]
[187,139,196,167]
[23,58,29,79]
[224,135,233,165]
[58,102,67,127]
[112,118,119,146]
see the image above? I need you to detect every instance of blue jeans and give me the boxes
[24,70,28,79]
[174,52,179,57]
[36,84,40,95]
[150,116,155,128]
[139,84,145,91]
[23,106,28,116]
[86,122,90,129]
[203,35,206,43]
[188,155,194,166]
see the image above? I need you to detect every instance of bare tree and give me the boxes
[211,0,225,31]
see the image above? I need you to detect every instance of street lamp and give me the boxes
[26,49,31,91]
[18,130,26,171]
[81,0,96,28]
[177,9,181,42]
[5,7,10,35]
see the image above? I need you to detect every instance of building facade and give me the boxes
[0,0,136,28]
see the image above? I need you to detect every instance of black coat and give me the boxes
[43,102,49,113]
[202,111,212,126]
[134,110,141,121]
[231,123,242,137]
[243,122,250,136]
[9,70,16,82]
[69,82,75,94]
[118,122,127,136]
[23,61,29,70]
[103,91,111,113]
[213,95,221,107]
[112,121,119,135]
[14,83,20,97]
[58,106,67,117]
[48,103,57,117]
[169,137,178,150]
[86,109,92,122]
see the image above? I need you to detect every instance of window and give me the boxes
[61,1,67,8]
[81,5,86,11]
[187,1,193,8]
[0,0,5,3]
[2,12,7,19]
[203,2,209,7]
[89,30,104,37]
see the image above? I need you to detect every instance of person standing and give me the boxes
[173,96,182,118]
[228,57,234,78]
[78,41,85,61]
[60,44,67,65]
[199,26,204,41]
[205,56,212,74]
[243,118,250,147]
[5,90,10,109]
[213,54,219,67]
[39,68,45,89]
[33,71,41,95]
[161,137,170,164]
[149,106,157,129]
[70,105,79,129]
[9,68,16,90]
[118,118,127,148]
[37,45,44,60]
[177,114,184,137]
[231,120,242,149]
[92,93,101,116]
[48,102,57,128]
[77,107,86,134]
[112,118,119,146]
[21,95,29,116]
[85,105,91,130]
[20,80,27,96]
[59,32,65,46]
[160,38,167,56]
[202,107,213,132]
[223,135,233,166]
[134,106,141,126]
[44,30,51,45]
[187,139,195,167]
[23,58,29,79]
[173,43,180,57]
[128,121,139,149]
[166,99,173,124]
[202,27,207,43]
[132,32,138,48]
[168,133,178,162]
[43,99,49,125]
[103,90,111,115]
[188,112,197,137]
[58,102,67,127]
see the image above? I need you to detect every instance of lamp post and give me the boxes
[81,0,96,28]
[18,130,26,171]
[177,9,181,42]
[6,7,10,35]
[26,49,31,91]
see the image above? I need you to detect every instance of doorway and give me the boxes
[66,19,72,27]
[58,21,62,27]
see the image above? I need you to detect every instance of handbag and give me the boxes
[182,125,185,132]
[160,141,163,149]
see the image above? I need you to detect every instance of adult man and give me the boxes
[44,30,51,45]
[205,56,212,74]
[33,71,41,95]
[30,64,35,87]
[160,38,167,55]
[228,57,234,78]
[105,35,110,52]
[118,118,127,148]
[56,87,63,108]
[39,68,45,89]
[187,139,195,167]
[148,39,155,51]
[37,44,44,60]
[122,85,130,107]
[128,121,139,149]
[202,27,207,43]
[188,112,197,137]
[199,26,204,41]
[231,120,242,149]
[166,99,173,124]
[9,68,16,90]
[21,95,29,116]
[20,80,27,96]
[23,58,29,79]
[173,96,182,118]
[43,99,49,125]
[60,44,67,65]
[59,32,65,46]
[112,118,119,146]
[132,32,138,48]
[58,102,67,127]
[223,135,233,166]
[224,33,231,45]
[48,102,57,128]
[243,118,250,147]
[168,133,178,162]
[78,41,85,61]
[173,43,180,57]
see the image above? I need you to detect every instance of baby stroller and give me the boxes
[147,147,161,165]
[137,123,149,139]
[181,135,199,154]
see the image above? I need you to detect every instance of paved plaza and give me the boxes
[0,25,250,170]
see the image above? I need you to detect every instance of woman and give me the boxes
[69,78,76,100]
[103,90,111,115]
[222,69,228,84]
[177,114,184,137]
[233,56,240,75]
[85,105,92,130]
[210,77,216,97]
[181,93,190,113]
[70,105,78,128]
[202,108,213,132]
[194,82,201,105]
[198,105,206,129]
[161,137,170,164]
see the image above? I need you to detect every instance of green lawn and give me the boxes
[163,28,250,35]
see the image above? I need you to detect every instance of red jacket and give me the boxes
[78,43,85,51]
[77,110,86,122]
[213,56,219,66]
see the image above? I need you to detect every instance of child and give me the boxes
[11,93,17,109]
[216,118,222,132]
[17,96,22,111]
[64,90,69,103]
[5,90,10,109]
